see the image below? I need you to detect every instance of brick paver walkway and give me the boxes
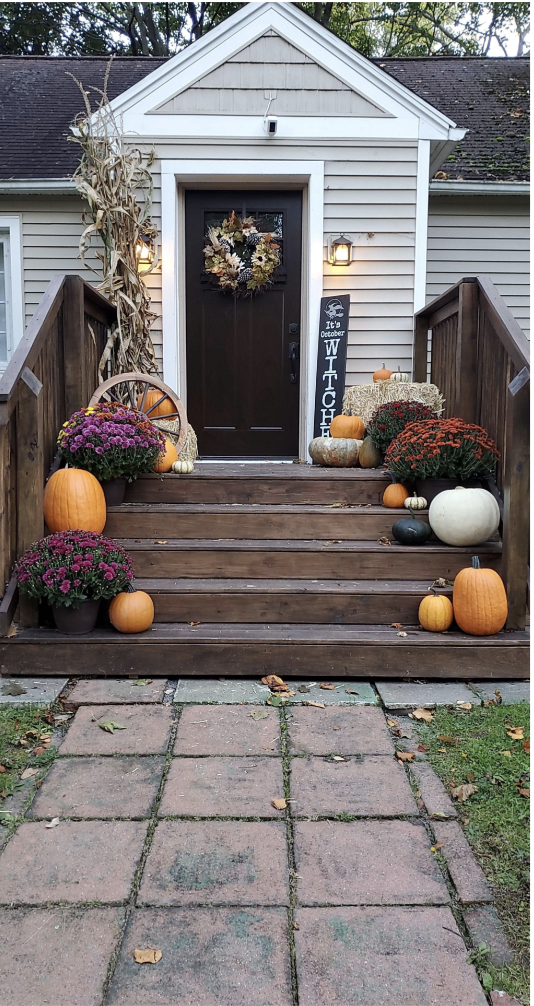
[0,679,493,1005]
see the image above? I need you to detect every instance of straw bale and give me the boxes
[342,382,444,428]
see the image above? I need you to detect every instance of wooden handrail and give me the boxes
[413,276,530,630]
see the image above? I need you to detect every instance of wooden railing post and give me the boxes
[501,366,530,630]
[16,367,44,626]
[454,279,479,422]
[412,314,429,383]
[63,274,88,416]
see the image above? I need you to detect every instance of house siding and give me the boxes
[427,193,530,337]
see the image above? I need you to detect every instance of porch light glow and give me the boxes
[330,235,352,266]
[135,234,154,269]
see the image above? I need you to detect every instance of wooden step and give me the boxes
[125,465,390,505]
[118,539,502,581]
[1,623,528,679]
[105,504,427,541]
[135,577,448,624]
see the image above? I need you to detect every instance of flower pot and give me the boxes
[100,478,127,506]
[414,477,483,504]
[52,598,101,635]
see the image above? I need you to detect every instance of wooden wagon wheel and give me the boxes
[88,372,189,458]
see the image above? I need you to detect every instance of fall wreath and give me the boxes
[203,211,280,297]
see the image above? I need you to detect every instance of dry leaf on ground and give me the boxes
[2,681,27,696]
[45,817,60,828]
[320,683,336,690]
[431,843,444,851]
[345,688,359,695]
[522,738,530,754]
[412,707,434,723]
[518,788,530,798]
[20,768,39,780]
[387,718,398,728]
[500,750,512,758]
[98,720,126,734]
[396,750,415,763]
[134,948,162,965]
[506,726,524,741]
[271,798,287,811]
[189,621,201,627]
[456,702,472,710]
[437,735,457,744]
[304,701,325,708]
[378,536,391,546]
[261,674,289,693]
[0,765,6,773]
[451,783,478,802]
[249,710,269,721]
[133,679,153,686]
[32,746,47,756]
[330,755,348,762]
[397,631,408,637]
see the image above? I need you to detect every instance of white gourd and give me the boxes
[390,368,410,382]
[428,486,500,546]
[172,460,194,474]
[404,494,427,510]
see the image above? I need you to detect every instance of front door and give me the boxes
[185,190,302,458]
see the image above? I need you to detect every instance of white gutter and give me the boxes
[429,180,529,195]
[0,179,76,195]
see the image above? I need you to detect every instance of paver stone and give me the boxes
[27,756,164,819]
[288,705,392,755]
[287,681,377,705]
[59,705,173,755]
[290,755,417,816]
[433,821,493,902]
[159,757,284,817]
[68,678,166,704]
[469,681,530,705]
[174,705,280,755]
[0,677,67,706]
[376,681,480,711]
[174,679,271,704]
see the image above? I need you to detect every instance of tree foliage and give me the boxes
[0,1,529,56]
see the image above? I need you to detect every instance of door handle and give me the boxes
[288,341,300,384]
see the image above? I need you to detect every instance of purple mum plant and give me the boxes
[57,402,165,481]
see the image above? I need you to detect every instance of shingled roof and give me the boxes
[0,53,529,182]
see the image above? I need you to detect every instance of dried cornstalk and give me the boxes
[68,63,159,384]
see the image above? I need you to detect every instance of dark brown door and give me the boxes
[185,190,302,458]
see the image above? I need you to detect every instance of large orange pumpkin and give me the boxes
[453,555,508,636]
[109,590,154,633]
[153,439,178,473]
[330,414,365,440]
[137,389,174,418]
[382,482,410,508]
[419,591,454,632]
[373,363,392,382]
[43,468,106,533]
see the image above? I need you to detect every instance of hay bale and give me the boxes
[342,382,444,428]
[153,419,198,464]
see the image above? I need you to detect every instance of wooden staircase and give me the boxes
[1,465,527,679]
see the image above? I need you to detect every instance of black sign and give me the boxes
[313,294,350,438]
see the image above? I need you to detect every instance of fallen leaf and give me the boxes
[397,631,408,637]
[506,726,524,741]
[390,622,403,629]
[320,683,336,690]
[54,714,73,722]
[0,766,6,773]
[293,922,300,931]
[396,751,415,763]
[518,788,530,798]
[45,817,60,828]
[378,536,391,546]
[267,694,286,707]
[466,773,476,782]
[438,748,447,753]
[154,540,168,545]
[416,798,424,809]
[437,735,456,744]
[134,948,162,965]
[412,707,434,723]
[6,624,18,638]
[431,843,444,852]
[1,681,27,696]
[345,689,359,695]
[386,718,398,728]
[298,685,310,693]
[493,689,503,705]
[451,783,478,802]
[431,811,448,820]
[456,702,472,710]
[20,768,39,780]
[133,679,153,686]
[432,577,453,587]
[261,674,289,693]
[304,701,325,708]
[417,744,428,752]
[189,621,201,627]
[330,755,348,762]
[271,798,287,810]
[522,739,530,754]
[500,750,512,758]
[249,710,269,721]
[32,746,47,755]
[98,720,126,734]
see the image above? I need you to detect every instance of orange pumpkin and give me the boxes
[43,468,106,533]
[453,555,508,636]
[373,363,392,382]
[109,590,154,633]
[382,482,410,508]
[330,414,365,440]
[137,389,174,418]
[419,590,454,632]
[153,439,178,473]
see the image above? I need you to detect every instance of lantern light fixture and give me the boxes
[135,232,155,270]
[329,234,353,266]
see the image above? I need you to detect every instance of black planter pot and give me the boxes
[414,477,483,505]
[100,478,127,506]
[52,598,101,635]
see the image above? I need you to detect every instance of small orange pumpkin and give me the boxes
[137,389,174,418]
[373,363,392,382]
[330,414,365,440]
[109,589,154,633]
[382,482,410,508]
[153,439,178,473]
[453,555,508,636]
[43,468,106,533]
[419,590,454,632]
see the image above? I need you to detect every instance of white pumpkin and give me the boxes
[404,494,427,510]
[172,459,194,474]
[390,369,410,382]
[428,486,500,546]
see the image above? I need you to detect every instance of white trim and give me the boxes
[0,216,24,354]
[160,158,324,459]
[414,140,430,315]
[429,180,530,196]
[122,113,423,142]
[0,179,76,194]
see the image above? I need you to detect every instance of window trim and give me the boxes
[0,216,24,361]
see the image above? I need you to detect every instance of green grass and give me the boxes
[416,703,530,1004]
[0,705,58,827]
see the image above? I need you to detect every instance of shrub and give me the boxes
[367,400,437,452]
[57,403,165,481]
[384,418,500,482]
[14,530,133,609]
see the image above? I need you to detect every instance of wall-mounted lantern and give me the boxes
[135,232,155,271]
[328,234,353,266]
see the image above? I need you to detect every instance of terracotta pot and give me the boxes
[52,598,100,635]
[100,478,127,506]
[414,477,482,505]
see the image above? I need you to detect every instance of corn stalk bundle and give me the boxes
[342,381,444,428]
[68,64,159,386]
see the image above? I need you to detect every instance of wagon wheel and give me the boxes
[88,372,189,458]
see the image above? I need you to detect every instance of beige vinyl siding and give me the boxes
[427,194,530,337]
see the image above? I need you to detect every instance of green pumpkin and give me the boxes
[358,436,384,469]
[392,508,432,546]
